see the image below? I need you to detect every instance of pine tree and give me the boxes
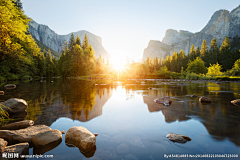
[46,49,52,63]
[209,38,218,65]
[200,39,208,58]
[196,46,200,57]
[219,36,232,70]
[76,34,81,46]
[68,33,75,54]
[189,44,196,61]
[179,49,187,71]
[82,34,89,50]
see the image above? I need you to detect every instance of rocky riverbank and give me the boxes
[0,98,97,158]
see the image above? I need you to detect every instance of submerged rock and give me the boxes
[1,98,28,114]
[3,143,29,155]
[117,143,129,154]
[33,139,62,155]
[32,129,62,146]
[199,96,212,102]
[166,133,191,143]
[0,120,34,130]
[0,138,8,152]
[191,94,198,98]
[231,99,240,105]
[216,81,222,85]
[154,96,172,105]
[4,84,16,89]
[0,125,52,142]
[65,126,96,152]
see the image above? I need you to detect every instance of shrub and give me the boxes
[186,72,199,80]
[0,76,6,82]
[7,74,19,81]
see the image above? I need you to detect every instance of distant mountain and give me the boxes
[143,5,240,61]
[29,20,111,60]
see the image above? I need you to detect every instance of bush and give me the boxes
[198,74,216,80]
[0,76,6,82]
[186,72,199,80]
[21,75,32,80]
[7,74,19,81]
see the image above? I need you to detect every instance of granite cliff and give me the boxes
[143,5,240,61]
[29,20,111,59]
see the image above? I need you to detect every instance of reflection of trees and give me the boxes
[59,79,97,121]
[141,82,240,146]
[0,79,114,126]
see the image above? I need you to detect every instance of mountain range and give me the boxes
[28,20,111,60]
[143,5,240,61]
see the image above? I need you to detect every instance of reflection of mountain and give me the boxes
[34,87,113,126]
[143,89,240,146]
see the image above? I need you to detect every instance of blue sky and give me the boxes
[21,0,240,61]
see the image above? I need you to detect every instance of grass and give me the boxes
[0,103,11,126]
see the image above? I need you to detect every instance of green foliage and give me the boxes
[0,76,6,82]
[219,36,232,70]
[76,34,81,46]
[189,44,196,61]
[186,57,207,74]
[186,72,199,80]
[207,63,223,76]
[68,33,76,54]
[21,75,32,80]
[82,34,89,50]
[200,39,208,57]
[58,34,96,77]
[7,74,19,80]
[0,0,43,79]
[209,38,218,65]
[233,59,240,69]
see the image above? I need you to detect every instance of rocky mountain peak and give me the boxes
[28,20,110,60]
[143,5,240,61]
[200,9,230,39]
[162,29,191,45]
[230,5,240,16]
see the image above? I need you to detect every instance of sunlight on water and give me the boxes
[0,79,239,160]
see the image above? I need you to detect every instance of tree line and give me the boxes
[128,36,240,79]
[0,0,108,81]
[1,0,240,81]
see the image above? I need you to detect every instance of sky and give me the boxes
[21,0,240,61]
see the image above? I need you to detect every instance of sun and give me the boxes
[111,56,126,71]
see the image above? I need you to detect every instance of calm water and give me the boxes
[0,79,240,160]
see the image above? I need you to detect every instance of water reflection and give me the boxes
[1,79,240,159]
[133,82,240,146]
[0,79,115,126]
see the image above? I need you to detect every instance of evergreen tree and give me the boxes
[200,39,209,65]
[209,38,218,65]
[219,36,232,70]
[82,34,89,50]
[68,33,76,54]
[189,44,196,61]
[76,34,81,46]
[195,46,200,57]
[178,49,187,71]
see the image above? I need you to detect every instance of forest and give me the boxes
[1,0,240,82]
